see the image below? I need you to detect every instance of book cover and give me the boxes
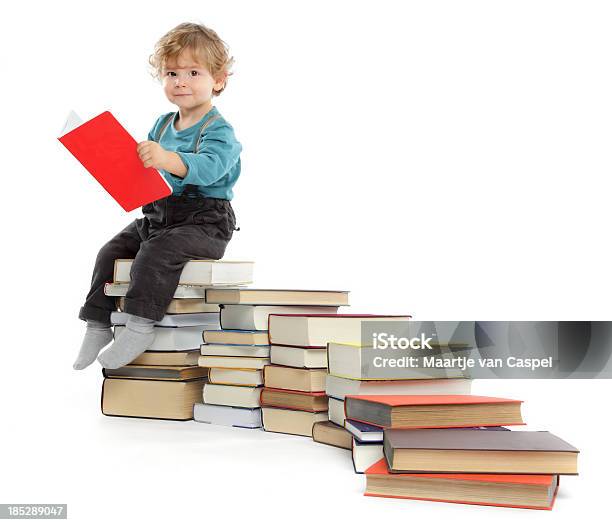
[58,111,172,211]
[364,459,560,510]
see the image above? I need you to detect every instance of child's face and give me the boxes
[161,49,225,112]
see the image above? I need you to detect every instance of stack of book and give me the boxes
[100,259,253,420]
[323,341,472,470]
[344,394,579,509]
[262,314,411,437]
[196,289,350,429]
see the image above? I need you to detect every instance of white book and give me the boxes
[328,396,346,427]
[193,403,262,429]
[105,282,220,299]
[327,342,469,380]
[202,384,262,408]
[114,325,214,351]
[221,305,339,331]
[268,314,411,347]
[198,355,270,370]
[352,438,384,473]
[270,345,327,368]
[208,368,263,386]
[114,259,254,285]
[262,407,328,437]
[205,288,350,306]
[199,343,270,358]
[325,375,473,401]
[344,420,383,443]
[111,311,219,328]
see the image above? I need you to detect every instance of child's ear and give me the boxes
[213,72,228,91]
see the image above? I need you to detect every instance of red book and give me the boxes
[364,459,559,510]
[344,394,524,428]
[58,111,172,211]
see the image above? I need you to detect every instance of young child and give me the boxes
[73,22,241,370]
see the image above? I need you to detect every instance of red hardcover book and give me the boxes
[344,394,524,429]
[58,111,172,211]
[364,459,559,510]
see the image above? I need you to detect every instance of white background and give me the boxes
[0,0,610,523]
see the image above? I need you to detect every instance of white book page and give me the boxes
[59,110,83,137]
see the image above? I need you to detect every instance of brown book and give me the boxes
[312,421,352,450]
[384,429,579,474]
[117,296,219,314]
[263,365,327,392]
[102,365,207,381]
[101,378,205,420]
[260,388,328,412]
[205,288,349,306]
[129,350,200,367]
[345,395,524,429]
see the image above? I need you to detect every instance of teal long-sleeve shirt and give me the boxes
[147,107,242,200]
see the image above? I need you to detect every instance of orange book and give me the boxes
[364,459,559,510]
[344,394,524,429]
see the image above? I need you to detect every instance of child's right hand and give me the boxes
[137,141,170,170]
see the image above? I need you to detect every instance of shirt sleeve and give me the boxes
[174,122,242,187]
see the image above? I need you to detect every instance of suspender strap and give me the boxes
[154,111,221,154]
[194,114,221,152]
[155,113,175,142]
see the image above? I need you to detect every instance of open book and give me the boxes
[58,111,172,211]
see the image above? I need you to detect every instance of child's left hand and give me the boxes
[137,141,170,169]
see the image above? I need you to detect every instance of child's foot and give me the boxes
[73,321,113,370]
[97,315,155,369]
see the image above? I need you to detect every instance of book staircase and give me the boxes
[100,259,579,510]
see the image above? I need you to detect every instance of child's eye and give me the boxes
[190,70,199,76]
[165,71,176,77]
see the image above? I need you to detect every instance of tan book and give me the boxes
[263,365,327,392]
[118,296,220,314]
[205,288,349,306]
[312,421,352,450]
[102,365,207,381]
[208,368,263,386]
[129,351,200,367]
[262,407,328,437]
[202,330,269,346]
[101,378,205,420]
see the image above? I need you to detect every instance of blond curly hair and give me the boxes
[149,22,234,96]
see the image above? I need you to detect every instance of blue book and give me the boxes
[345,419,383,443]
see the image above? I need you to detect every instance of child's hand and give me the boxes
[137,141,171,169]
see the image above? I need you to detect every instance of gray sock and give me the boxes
[97,315,156,369]
[73,320,113,370]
